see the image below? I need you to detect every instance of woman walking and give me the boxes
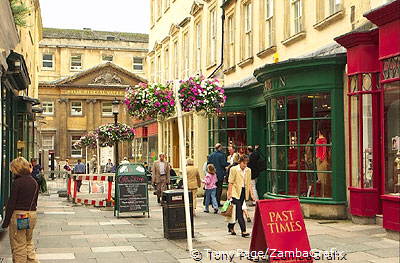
[203,164,219,214]
[186,158,201,215]
[1,157,39,263]
[226,155,255,237]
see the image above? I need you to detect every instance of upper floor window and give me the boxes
[157,0,162,19]
[195,22,202,73]
[42,54,54,70]
[102,55,113,63]
[70,54,82,71]
[316,0,342,22]
[225,13,235,68]
[208,8,217,66]
[264,0,275,48]
[102,102,113,117]
[42,135,54,151]
[151,0,155,25]
[242,1,253,60]
[183,31,190,79]
[42,102,54,115]
[163,0,170,11]
[164,48,169,81]
[133,57,144,71]
[71,101,83,116]
[292,0,303,34]
[173,41,179,79]
[156,54,161,83]
[150,59,155,82]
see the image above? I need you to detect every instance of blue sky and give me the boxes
[39,0,150,33]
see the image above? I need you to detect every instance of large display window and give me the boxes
[383,81,400,195]
[266,93,333,198]
[208,112,247,153]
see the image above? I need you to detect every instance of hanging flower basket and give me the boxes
[96,122,135,147]
[125,82,175,120]
[178,75,226,116]
[73,132,98,149]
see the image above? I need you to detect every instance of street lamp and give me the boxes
[112,98,120,166]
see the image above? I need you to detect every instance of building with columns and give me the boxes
[38,63,146,165]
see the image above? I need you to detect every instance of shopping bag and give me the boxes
[220,200,231,213]
[221,203,233,217]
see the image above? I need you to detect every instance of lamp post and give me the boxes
[112,98,120,166]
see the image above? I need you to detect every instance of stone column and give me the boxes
[86,99,96,131]
[57,98,69,160]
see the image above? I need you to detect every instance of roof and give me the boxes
[224,76,258,89]
[43,28,149,43]
[298,42,346,59]
[40,62,147,86]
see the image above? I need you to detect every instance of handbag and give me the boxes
[16,183,38,230]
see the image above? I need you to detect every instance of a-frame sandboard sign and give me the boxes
[250,198,313,262]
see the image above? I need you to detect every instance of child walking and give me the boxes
[203,164,219,214]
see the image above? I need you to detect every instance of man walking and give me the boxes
[248,145,260,203]
[73,159,86,192]
[208,143,229,206]
[152,153,170,203]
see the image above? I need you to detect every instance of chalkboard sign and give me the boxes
[114,164,149,218]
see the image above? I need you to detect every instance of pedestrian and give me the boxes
[203,164,219,214]
[63,159,72,176]
[30,158,44,193]
[227,145,239,166]
[248,145,260,204]
[207,143,230,206]
[104,159,114,173]
[73,159,85,192]
[226,155,256,237]
[186,158,201,215]
[151,153,170,203]
[120,157,130,165]
[89,155,97,174]
[1,157,39,263]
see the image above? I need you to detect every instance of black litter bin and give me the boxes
[162,189,194,239]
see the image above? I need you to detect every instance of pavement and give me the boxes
[0,180,399,263]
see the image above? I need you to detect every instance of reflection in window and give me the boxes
[267,93,332,198]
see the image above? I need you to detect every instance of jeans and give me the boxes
[228,188,246,233]
[251,179,259,201]
[204,188,218,211]
[216,179,223,205]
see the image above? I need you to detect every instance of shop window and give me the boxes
[383,81,400,194]
[42,135,54,151]
[70,54,82,70]
[348,74,379,189]
[102,102,113,117]
[266,94,332,198]
[71,101,83,116]
[42,54,54,70]
[133,57,144,71]
[71,135,82,157]
[208,112,247,154]
[42,101,54,115]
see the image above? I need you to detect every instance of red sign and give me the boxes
[250,198,312,262]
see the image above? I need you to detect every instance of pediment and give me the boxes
[169,24,180,36]
[47,62,146,87]
[190,1,204,16]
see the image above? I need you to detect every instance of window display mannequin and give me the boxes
[316,129,330,197]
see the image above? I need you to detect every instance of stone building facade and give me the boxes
[38,63,146,165]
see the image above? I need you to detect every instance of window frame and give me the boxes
[71,135,83,157]
[173,40,179,79]
[264,0,275,48]
[102,101,113,117]
[70,101,83,116]
[42,135,55,151]
[133,57,144,72]
[208,7,217,66]
[292,0,303,35]
[42,53,54,70]
[70,54,82,71]
[101,55,113,63]
[242,1,253,60]
[182,30,190,79]
[194,19,202,74]
[42,101,54,116]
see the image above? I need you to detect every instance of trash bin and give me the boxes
[162,189,194,239]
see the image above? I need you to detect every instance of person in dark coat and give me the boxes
[247,146,260,203]
[207,143,230,206]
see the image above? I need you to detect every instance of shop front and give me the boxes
[335,0,400,233]
[254,54,347,219]
[132,120,158,166]
[208,78,267,199]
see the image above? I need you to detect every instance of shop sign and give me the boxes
[250,198,312,262]
[61,89,125,96]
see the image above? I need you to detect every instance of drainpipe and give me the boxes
[208,7,225,78]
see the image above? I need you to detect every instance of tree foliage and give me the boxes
[9,0,30,27]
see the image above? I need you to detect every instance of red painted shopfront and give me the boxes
[335,0,400,232]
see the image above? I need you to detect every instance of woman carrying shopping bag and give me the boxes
[226,155,256,238]
[1,157,39,263]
